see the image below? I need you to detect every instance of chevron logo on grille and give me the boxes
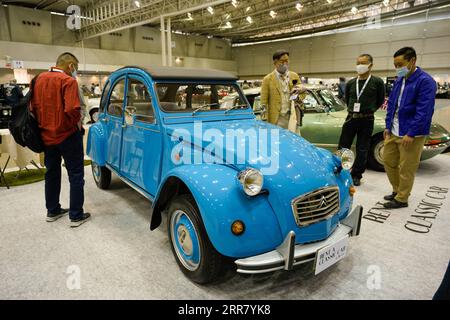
[318,196,328,209]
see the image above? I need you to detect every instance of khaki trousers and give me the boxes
[383,135,426,203]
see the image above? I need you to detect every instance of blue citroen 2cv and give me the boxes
[87,66,363,284]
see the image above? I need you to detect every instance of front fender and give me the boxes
[86,123,107,166]
[154,164,284,258]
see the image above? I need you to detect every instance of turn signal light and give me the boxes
[231,220,245,236]
[349,186,356,197]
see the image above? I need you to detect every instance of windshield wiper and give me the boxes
[192,103,219,115]
[224,104,248,114]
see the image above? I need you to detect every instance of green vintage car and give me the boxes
[235,86,450,172]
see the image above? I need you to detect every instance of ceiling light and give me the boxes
[327,0,332,3]
[269,10,277,18]
[207,6,214,15]
[246,16,253,23]
[383,0,390,6]
[134,0,141,8]
[222,21,232,29]
[246,6,251,12]
[351,6,358,14]
[296,3,303,11]
[224,13,231,20]
[186,12,193,20]
[232,0,239,8]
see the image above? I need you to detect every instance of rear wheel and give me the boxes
[368,134,385,172]
[167,194,226,284]
[91,161,111,189]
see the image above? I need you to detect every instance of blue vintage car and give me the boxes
[87,66,363,284]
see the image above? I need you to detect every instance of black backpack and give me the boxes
[8,75,45,153]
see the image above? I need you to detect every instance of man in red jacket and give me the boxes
[31,52,90,227]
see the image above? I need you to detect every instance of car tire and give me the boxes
[89,108,99,123]
[167,194,227,284]
[368,134,386,172]
[91,161,111,189]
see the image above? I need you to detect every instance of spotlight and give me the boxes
[269,10,277,18]
[246,16,253,23]
[296,3,303,11]
[207,6,214,15]
[351,6,358,14]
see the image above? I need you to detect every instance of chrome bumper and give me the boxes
[235,205,363,274]
[423,141,450,152]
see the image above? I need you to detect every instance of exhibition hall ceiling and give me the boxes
[2,0,450,43]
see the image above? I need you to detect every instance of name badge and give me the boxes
[353,103,361,113]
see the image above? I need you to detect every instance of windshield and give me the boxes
[155,83,249,113]
[317,89,346,111]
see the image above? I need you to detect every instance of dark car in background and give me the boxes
[0,85,12,129]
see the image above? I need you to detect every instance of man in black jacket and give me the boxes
[338,54,385,186]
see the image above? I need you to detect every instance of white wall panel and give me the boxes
[0,7,10,41]
[8,5,52,45]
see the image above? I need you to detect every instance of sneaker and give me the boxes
[383,199,408,209]
[352,177,361,186]
[46,208,69,222]
[70,213,91,228]
[384,192,397,201]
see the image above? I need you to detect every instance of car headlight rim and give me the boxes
[335,148,355,171]
[238,168,264,196]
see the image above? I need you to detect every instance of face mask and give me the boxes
[70,64,78,79]
[396,66,409,78]
[356,64,370,75]
[277,64,288,74]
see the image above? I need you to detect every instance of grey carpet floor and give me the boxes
[1,154,449,300]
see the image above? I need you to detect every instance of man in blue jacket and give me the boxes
[383,47,437,209]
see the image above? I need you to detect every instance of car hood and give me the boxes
[166,119,351,242]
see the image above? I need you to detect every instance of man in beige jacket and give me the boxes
[260,49,304,132]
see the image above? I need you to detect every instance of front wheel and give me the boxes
[167,194,226,284]
[91,161,111,189]
[368,134,385,172]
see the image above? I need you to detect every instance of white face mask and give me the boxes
[356,64,370,75]
[70,64,78,79]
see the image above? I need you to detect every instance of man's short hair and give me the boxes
[359,53,373,64]
[56,52,79,65]
[273,49,289,61]
[394,47,417,60]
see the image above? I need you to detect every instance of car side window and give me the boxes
[126,79,155,124]
[107,79,126,117]
[99,81,111,113]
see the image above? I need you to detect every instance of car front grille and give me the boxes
[291,186,340,226]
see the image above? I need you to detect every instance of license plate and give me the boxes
[314,236,349,275]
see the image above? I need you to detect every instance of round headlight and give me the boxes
[238,168,264,196]
[335,148,355,170]
[2,109,9,116]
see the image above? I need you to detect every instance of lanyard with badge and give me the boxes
[354,75,371,113]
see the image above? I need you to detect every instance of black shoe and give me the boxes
[46,208,69,222]
[70,213,91,228]
[352,177,361,186]
[383,199,408,209]
[384,192,398,201]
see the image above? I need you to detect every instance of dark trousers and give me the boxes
[433,261,450,300]
[44,130,84,220]
[338,115,374,179]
